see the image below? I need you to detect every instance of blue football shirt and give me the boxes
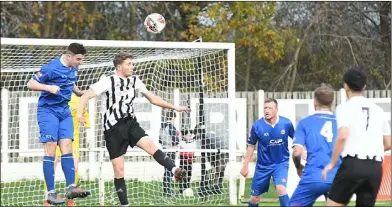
[248,116,295,167]
[293,111,341,184]
[32,57,78,107]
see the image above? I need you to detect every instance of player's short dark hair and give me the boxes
[314,84,334,107]
[264,98,278,107]
[166,110,176,120]
[67,43,86,55]
[113,52,133,68]
[343,67,366,92]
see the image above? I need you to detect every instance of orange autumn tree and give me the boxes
[182,2,289,91]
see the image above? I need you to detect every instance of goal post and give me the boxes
[0,38,239,206]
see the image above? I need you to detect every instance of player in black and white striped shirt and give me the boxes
[77,52,188,206]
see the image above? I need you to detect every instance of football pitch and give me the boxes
[1,178,390,206]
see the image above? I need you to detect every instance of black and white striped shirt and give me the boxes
[90,73,148,131]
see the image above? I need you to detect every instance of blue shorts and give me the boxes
[251,162,289,196]
[37,106,73,143]
[289,183,330,206]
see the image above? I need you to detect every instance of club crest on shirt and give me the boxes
[281,129,285,135]
[281,178,286,183]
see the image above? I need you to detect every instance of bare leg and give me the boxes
[135,136,159,155]
[249,195,261,207]
[327,198,346,207]
[136,136,186,181]
[276,184,289,207]
[58,139,73,155]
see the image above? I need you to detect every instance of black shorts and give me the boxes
[328,156,382,206]
[104,117,148,160]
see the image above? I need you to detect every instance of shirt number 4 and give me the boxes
[320,121,333,143]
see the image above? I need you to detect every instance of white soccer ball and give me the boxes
[144,13,166,34]
[183,188,194,197]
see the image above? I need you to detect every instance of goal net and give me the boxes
[0,38,239,206]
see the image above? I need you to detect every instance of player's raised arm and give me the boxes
[27,67,59,94]
[136,76,190,113]
[77,76,110,123]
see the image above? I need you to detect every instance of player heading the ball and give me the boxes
[77,52,189,206]
[27,43,91,205]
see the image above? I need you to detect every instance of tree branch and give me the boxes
[318,33,358,66]
[164,2,185,30]
[267,62,294,92]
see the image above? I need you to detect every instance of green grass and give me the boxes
[1,178,390,206]
[237,179,391,206]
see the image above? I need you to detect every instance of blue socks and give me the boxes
[61,153,75,187]
[248,195,288,207]
[248,200,259,207]
[279,194,289,207]
[43,156,55,191]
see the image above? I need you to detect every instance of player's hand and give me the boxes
[240,166,249,177]
[174,106,190,113]
[78,114,86,123]
[321,163,334,180]
[47,85,60,94]
[297,164,304,177]
[76,90,86,97]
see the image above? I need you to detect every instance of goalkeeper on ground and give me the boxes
[27,43,91,205]
[44,94,91,206]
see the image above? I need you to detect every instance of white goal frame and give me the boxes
[0,38,239,205]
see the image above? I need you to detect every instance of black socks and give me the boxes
[153,149,175,171]
[114,177,128,205]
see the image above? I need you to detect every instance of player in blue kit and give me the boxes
[27,43,91,205]
[289,85,341,206]
[241,98,295,207]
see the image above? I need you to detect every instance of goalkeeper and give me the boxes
[27,43,91,205]
[159,111,180,198]
[44,94,91,206]
[205,130,229,195]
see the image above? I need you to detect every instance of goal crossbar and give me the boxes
[1,38,235,50]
